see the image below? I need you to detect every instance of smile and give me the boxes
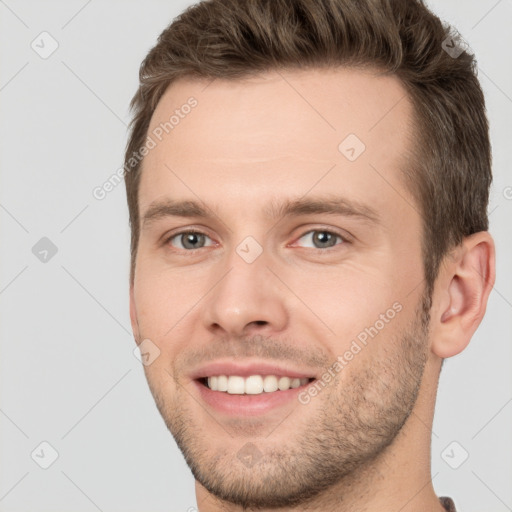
[194,375,317,416]
[202,375,314,394]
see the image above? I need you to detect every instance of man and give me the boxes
[125,0,495,510]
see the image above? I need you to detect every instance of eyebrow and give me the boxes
[141,195,380,229]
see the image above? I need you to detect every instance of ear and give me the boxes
[429,231,495,359]
[129,284,141,345]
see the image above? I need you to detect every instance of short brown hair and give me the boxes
[124,0,492,301]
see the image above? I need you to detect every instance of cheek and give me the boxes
[287,264,414,376]
[133,263,213,367]
[133,267,190,337]
[291,264,398,337]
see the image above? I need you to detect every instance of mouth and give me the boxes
[193,374,317,416]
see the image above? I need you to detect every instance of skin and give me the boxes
[129,68,495,511]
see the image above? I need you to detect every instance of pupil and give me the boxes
[184,233,203,249]
[315,231,333,247]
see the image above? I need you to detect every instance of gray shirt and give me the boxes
[440,496,456,511]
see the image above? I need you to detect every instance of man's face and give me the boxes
[130,68,432,507]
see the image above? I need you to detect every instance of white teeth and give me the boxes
[208,376,217,391]
[205,375,311,394]
[217,375,228,392]
[245,375,263,394]
[290,378,301,388]
[263,375,278,392]
[227,376,245,394]
[278,376,291,390]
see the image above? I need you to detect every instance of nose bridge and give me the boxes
[202,238,288,336]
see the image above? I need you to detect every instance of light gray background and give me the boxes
[0,1,511,511]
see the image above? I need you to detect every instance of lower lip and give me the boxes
[193,379,314,416]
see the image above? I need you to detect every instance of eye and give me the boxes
[294,229,346,249]
[166,231,214,250]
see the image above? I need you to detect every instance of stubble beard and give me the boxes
[144,294,431,509]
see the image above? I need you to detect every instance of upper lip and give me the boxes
[189,360,319,380]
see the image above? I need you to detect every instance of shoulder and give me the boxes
[439,496,457,512]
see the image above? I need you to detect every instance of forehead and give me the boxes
[138,67,417,222]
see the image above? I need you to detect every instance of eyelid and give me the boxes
[293,224,356,243]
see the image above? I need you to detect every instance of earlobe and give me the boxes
[431,232,495,359]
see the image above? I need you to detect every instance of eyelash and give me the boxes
[162,228,350,252]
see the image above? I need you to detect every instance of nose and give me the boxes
[201,249,288,338]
